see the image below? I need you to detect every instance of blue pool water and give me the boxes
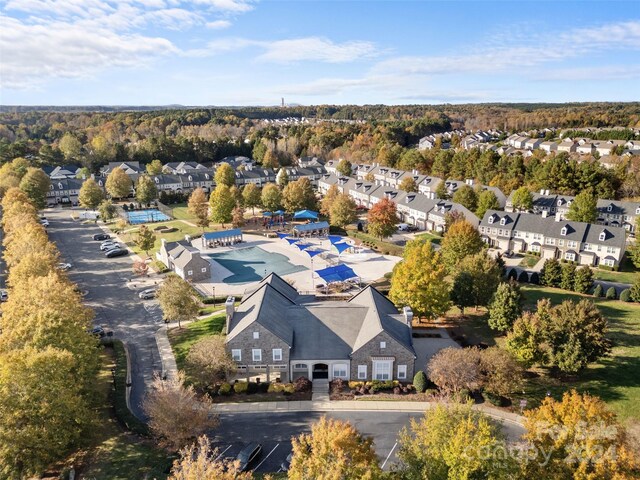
[127,209,171,224]
[208,246,306,284]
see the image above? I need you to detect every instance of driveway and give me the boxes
[45,208,164,420]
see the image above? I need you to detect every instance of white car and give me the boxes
[100,242,120,251]
[57,262,73,271]
[0,290,8,302]
[41,219,50,227]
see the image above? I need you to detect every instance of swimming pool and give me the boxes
[126,209,171,224]
[208,246,306,284]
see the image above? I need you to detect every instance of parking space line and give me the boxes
[214,444,233,461]
[253,443,279,472]
[381,441,398,469]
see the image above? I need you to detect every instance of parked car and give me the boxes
[100,242,120,251]
[280,453,293,472]
[41,219,49,227]
[397,223,410,231]
[138,288,157,300]
[57,262,73,271]
[93,233,110,241]
[89,326,105,337]
[105,248,128,258]
[236,443,262,472]
[407,225,419,232]
[0,290,8,302]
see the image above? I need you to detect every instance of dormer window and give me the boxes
[599,231,606,241]
[188,175,193,181]
[557,199,563,206]
[488,216,494,224]
[58,182,63,189]
[500,218,506,226]
[636,207,640,215]
[560,226,567,236]
[154,177,159,183]
[205,174,209,179]
[607,205,612,212]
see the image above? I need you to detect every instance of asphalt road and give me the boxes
[45,208,163,420]
[212,411,525,473]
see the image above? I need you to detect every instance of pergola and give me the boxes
[292,221,329,238]
[203,229,243,247]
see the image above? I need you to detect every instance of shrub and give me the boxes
[413,371,427,393]
[620,289,631,302]
[484,391,505,406]
[256,381,269,393]
[529,272,540,285]
[233,381,248,394]
[268,382,283,393]
[331,378,346,394]
[218,382,232,395]
[517,270,529,283]
[507,269,518,281]
[246,381,259,394]
[593,284,604,298]
[283,383,295,395]
[454,389,472,403]
[294,376,312,393]
[348,381,364,389]
[393,386,401,395]
[606,287,617,300]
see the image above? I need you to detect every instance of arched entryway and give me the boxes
[312,363,329,380]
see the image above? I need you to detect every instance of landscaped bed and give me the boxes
[209,377,313,403]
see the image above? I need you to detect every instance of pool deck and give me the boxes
[191,234,402,297]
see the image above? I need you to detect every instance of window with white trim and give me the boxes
[397,365,407,380]
[373,360,392,380]
[380,341,386,349]
[565,252,576,261]
[231,349,241,362]
[333,364,348,379]
[253,331,259,339]
[272,349,282,361]
[603,259,615,267]
[201,267,207,273]
[187,270,193,276]
[357,365,367,380]
[252,349,262,362]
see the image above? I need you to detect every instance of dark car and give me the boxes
[407,225,419,232]
[93,233,111,241]
[280,452,293,472]
[89,326,105,337]
[105,248,128,258]
[236,443,262,472]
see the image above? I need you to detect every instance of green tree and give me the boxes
[505,312,547,367]
[252,141,267,164]
[105,166,133,199]
[398,176,418,193]
[58,132,82,160]
[389,238,451,320]
[187,188,210,231]
[367,197,398,240]
[457,252,502,308]
[19,167,50,209]
[593,283,604,297]
[573,265,594,293]
[435,181,449,200]
[439,220,485,273]
[606,286,617,299]
[98,200,117,222]
[157,275,201,328]
[75,166,91,179]
[289,416,382,480]
[146,159,164,175]
[78,177,105,210]
[329,194,357,228]
[336,159,353,177]
[282,177,316,213]
[135,225,156,257]
[540,258,562,287]
[412,371,427,393]
[452,184,478,212]
[397,403,516,480]
[276,167,289,187]
[241,184,261,215]
[209,185,235,227]
[136,174,158,205]
[260,183,282,212]
[560,263,577,290]
[320,184,340,216]
[488,281,523,332]
[214,162,235,188]
[475,190,500,219]
[566,189,598,223]
[630,275,640,302]
[450,270,474,313]
[628,241,640,269]
[511,186,533,211]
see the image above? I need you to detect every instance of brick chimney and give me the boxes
[225,296,235,334]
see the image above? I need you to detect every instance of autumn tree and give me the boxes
[488,280,523,332]
[435,180,449,200]
[511,186,533,211]
[397,403,516,480]
[566,189,598,223]
[186,336,236,389]
[169,435,252,480]
[289,416,382,480]
[479,347,523,398]
[398,176,418,193]
[367,197,398,239]
[146,159,164,175]
[19,167,50,209]
[276,167,289,187]
[58,132,82,160]
[439,219,485,273]
[135,225,156,257]
[187,187,210,231]
[329,193,357,228]
[427,347,482,396]
[78,177,104,210]
[389,238,450,321]
[320,184,340,216]
[336,159,353,177]
[475,189,500,219]
[214,162,235,187]
[232,205,245,228]
[282,177,316,213]
[241,183,261,215]
[157,275,201,328]
[3,222,57,267]
[523,391,638,479]
[136,174,158,205]
[452,184,478,212]
[106,166,133,199]
[209,185,235,227]
[261,183,282,212]
[98,199,117,222]
[143,373,219,451]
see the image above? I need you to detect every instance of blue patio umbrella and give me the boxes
[262,211,272,217]
[328,235,343,244]
[276,232,289,239]
[296,243,312,251]
[285,238,300,245]
[274,210,285,215]
[305,249,323,258]
[293,209,319,220]
[333,242,351,255]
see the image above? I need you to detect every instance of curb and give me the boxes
[122,341,133,412]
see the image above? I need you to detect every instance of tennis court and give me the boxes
[208,246,306,284]
[126,209,171,224]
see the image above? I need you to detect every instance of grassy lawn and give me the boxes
[415,231,442,245]
[168,314,226,372]
[78,348,172,480]
[518,285,640,422]
[518,254,540,268]
[169,203,196,222]
[118,220,212,256]
[593,258,639,285]
[345,229,404,256]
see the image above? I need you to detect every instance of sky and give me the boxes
[1,0,640,106]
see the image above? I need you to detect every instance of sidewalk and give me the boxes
[212,400,525,425]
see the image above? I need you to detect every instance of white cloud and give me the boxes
[206,19,232,29]
[257,37,378,64]
[190,0,255,13]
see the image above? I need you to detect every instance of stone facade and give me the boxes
[350,331,415,382]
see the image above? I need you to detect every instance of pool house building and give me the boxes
[292,221,330,237]
[203,229,244,248]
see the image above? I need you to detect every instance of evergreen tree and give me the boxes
[606,286,617,300]
[540,258,562,287]
[629,275,640,303]
[573,265,594,294]
[488,281,523,332]
[560,263,576,290]
[592,284,604,298]
[452,184,478,212]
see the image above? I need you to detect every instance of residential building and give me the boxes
[540,141,558,153]
[225,273,416,383]
[100,161,143,177]
[163,161,210,175]
[157,239,211,282]
[524,138,543,150]
[43,165,82,179]
[46,177,84,206]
